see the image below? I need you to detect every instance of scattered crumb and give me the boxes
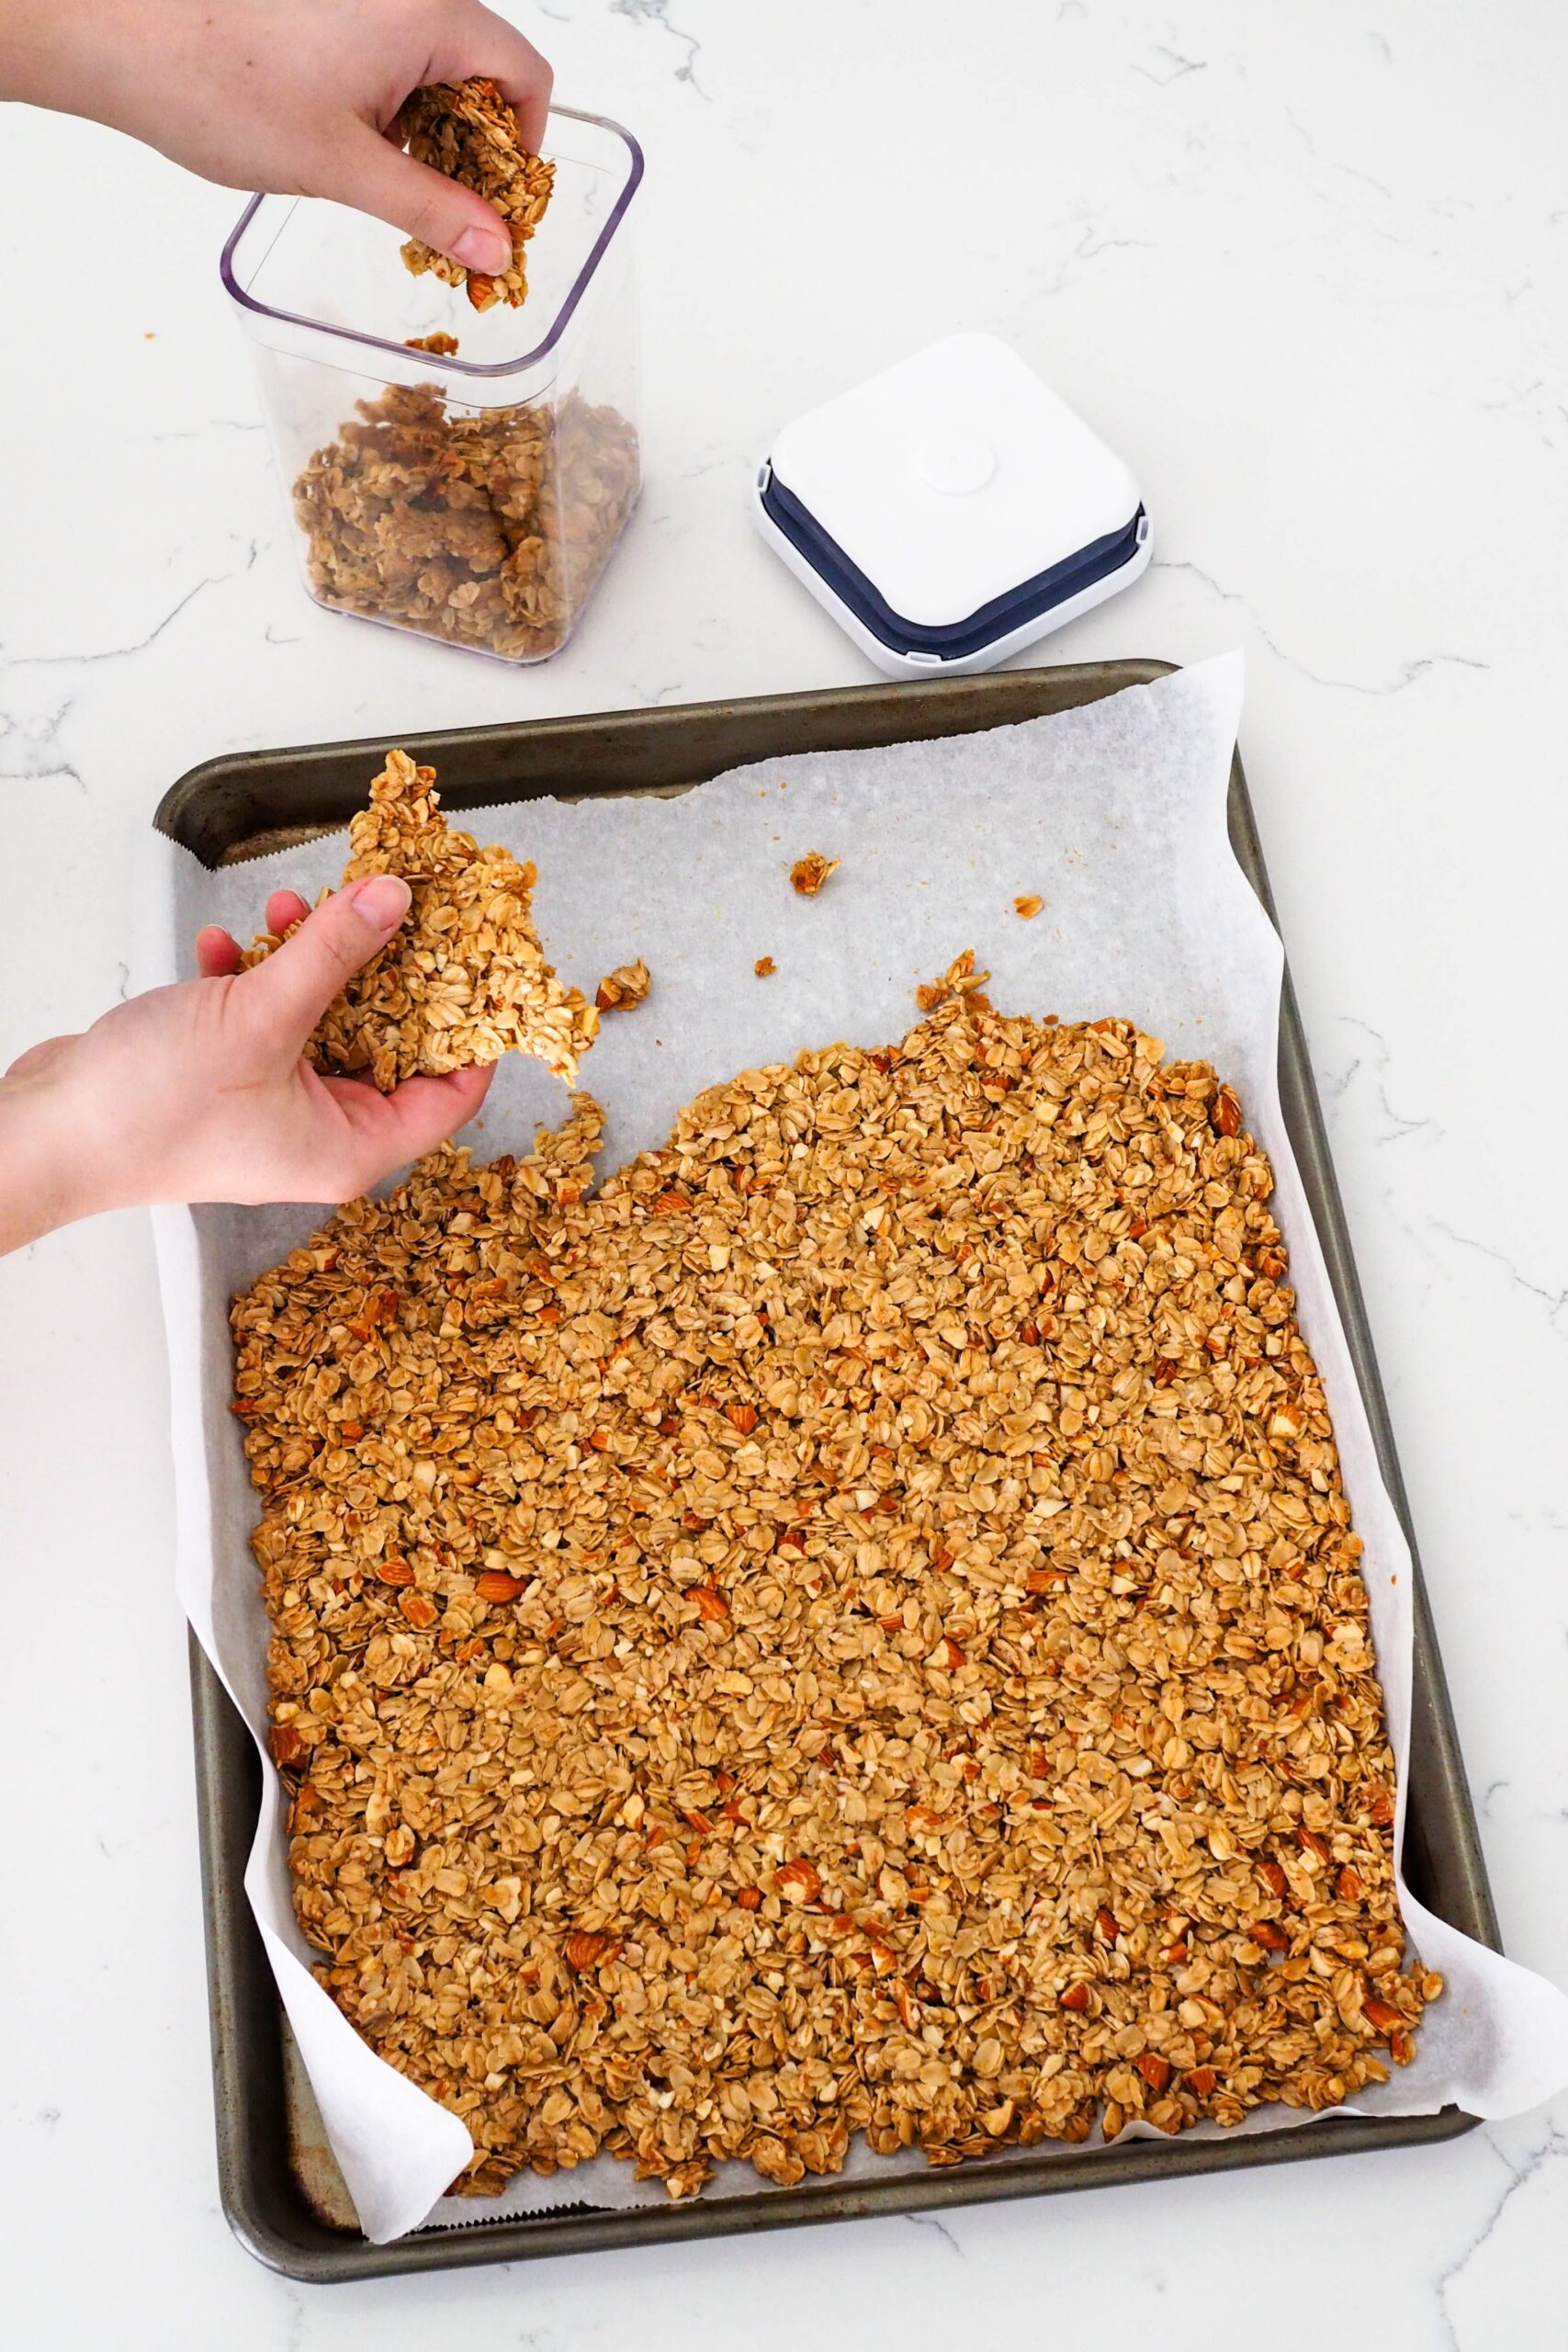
[790,853,840,897]
[1014,894,1043,920]
[404,330,460,356]
[595,958,651,1013]
[916,949,993,1016]
[754,956,776,978]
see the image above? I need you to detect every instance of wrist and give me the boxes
[0,1050,113,1254]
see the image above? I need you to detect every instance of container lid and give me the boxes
[763,334,1144,650]
[220,105,641,380]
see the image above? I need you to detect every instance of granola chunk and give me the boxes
[394,78,553,311]
[789,852,840,897]
[233,1000,1435,2201]
[916,947,993,1015]
[243,749,597,1090]
[594,959,651,1012]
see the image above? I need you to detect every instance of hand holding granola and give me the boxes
[0,876,492,1256]
[0,0,552,281]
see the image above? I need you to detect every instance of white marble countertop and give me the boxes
[3,3,1565,2344]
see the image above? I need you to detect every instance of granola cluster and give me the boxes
[243,750,597,1090]
[789,853,840,897]
[394,78,553,311]
[594,959,651,1013]
[232,999,1437,2202]
[292,384,639,662]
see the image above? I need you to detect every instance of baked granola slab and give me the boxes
[394,77,553,311]
[243,749,597,1090]
[232,999,1438,2200]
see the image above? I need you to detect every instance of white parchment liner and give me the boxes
[138,657,1568,2241]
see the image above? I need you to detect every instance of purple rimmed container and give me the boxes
[221,107,644,663]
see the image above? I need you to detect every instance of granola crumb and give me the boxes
[404,331,460,356]
[754,956,776,978]
[234,1001,1431,2201]
[789,853,840,897]
[1014,894,1043,919]
[916,948,993,1015]
[595,959,651,1013]
[394,78,553,311]
[242,749,597,1089]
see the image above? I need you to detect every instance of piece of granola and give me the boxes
[594,959,650,1012]
[243,749,597,1090]
[394,77,554,311]
[789,852,840,897]
[915,947,993,1015]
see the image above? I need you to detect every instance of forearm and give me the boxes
[0,1065,105,1255]
[0,0,118,122]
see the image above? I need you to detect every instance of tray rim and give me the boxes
[162,658,1497,2280]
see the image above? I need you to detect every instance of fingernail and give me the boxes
[453,223,511,272]
[348,874,412,933]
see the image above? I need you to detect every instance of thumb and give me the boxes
[332,120,513,277]
[243,874,412,1046]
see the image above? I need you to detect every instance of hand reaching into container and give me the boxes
[0,0,551,282]
[0,877,493,1255]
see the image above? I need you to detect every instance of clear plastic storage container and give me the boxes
[221,107,642,663]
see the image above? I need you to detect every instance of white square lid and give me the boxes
[769,333,1142,630]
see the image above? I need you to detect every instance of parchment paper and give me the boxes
[137,656,1568,2243]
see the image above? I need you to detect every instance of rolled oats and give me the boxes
[754,956,777,978]
[232,994,1435,2202]
[243,750,597,1089]
[394,79,553,311]
[292,383,639,662]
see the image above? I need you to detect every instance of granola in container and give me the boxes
[292,386,639,662]
[231,993,1439,2202]
[221,105,643,663]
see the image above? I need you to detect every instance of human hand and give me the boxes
[0,875,493,1254]
[1,0,551,281]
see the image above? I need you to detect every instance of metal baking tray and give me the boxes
[155,660,1498,2281]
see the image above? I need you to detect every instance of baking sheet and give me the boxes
[139,655,1568,2244]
